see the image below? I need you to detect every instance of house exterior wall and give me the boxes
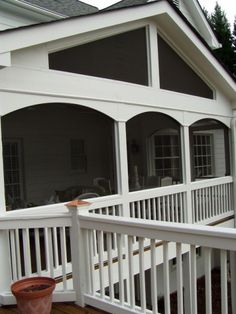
[1,20,233,122]
[0,14,234,214]
[213,129,227,177]
[0,5,235,310]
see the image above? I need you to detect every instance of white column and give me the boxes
[230,115,236,226]
[0,117,6,214]
[230,114,236,314]
[114,121,129,217]
[147,22,159,89]
[181,125,193,223]
[114,121,131,302]
[0,117,12,303]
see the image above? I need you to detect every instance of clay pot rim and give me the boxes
[11,276,56,300]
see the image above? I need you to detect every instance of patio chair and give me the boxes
[160,176,173,187]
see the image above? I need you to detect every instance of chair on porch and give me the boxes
[93,178,112,195]
[145,176,160,188]
[75,192,99,200]
[160,176,173,187]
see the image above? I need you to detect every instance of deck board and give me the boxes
[0,303,109,314]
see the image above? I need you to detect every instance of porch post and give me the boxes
[67,200,90,307]
[114,121,131,303]
[231,115,236,225]
[0,117,6,215]
[181,125,193,223]
[230,114,236,314]
[114,121,129,217]
[0,116,12,303]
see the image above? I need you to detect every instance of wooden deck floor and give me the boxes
[0,303,109,314]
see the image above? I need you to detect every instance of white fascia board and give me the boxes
[0,52,11,67]
[5,0,67,19]
[184,0,220,49]
[0,1,234,96]
[0,1,168,54]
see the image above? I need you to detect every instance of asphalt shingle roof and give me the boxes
[104,0,149,11]
[22,0,98,17]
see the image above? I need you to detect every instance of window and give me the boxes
[3,140,24,210]
[193,134,213,177]
[149,129,180,180]
[70,139,87,172]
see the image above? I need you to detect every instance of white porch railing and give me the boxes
[77,210,236,314]
[129,185,186,223]
[0,210,75,305]
[0,176,234,311]
[0,200,235,313]
[191,176,233,224]
[128,176,233,224]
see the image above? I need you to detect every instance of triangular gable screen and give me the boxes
[49,28,148,86]
[158,36,213,99]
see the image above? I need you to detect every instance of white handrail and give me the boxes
[78,212,236,314]
[79,214,236,250]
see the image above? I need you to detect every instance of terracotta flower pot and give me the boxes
[11,276,56,314]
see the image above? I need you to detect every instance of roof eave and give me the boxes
[0,0,234,99]
[4,0,68,19]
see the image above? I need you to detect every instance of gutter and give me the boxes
[5,0,68,19]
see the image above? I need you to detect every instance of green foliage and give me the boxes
[206,2,235,76]
[233,17,236,74]
[233,17,236,53]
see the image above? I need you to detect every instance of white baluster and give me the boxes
[163,241,170,314]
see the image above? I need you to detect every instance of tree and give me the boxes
[233,17,236,73]
[233,17,236,51]
[208,2,235,75]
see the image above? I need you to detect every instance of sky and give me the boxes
[84,0,235,29]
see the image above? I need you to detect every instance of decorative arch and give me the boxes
[1,100,118,121]
[185,114,231,129]
[2,103,117,210]
[125,108,183,125]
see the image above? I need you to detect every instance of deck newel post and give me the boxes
[0,116,12,303]
[182,125,193,223]
[67,200,90,307]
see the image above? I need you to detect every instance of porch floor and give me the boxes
[0,303,109,313]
